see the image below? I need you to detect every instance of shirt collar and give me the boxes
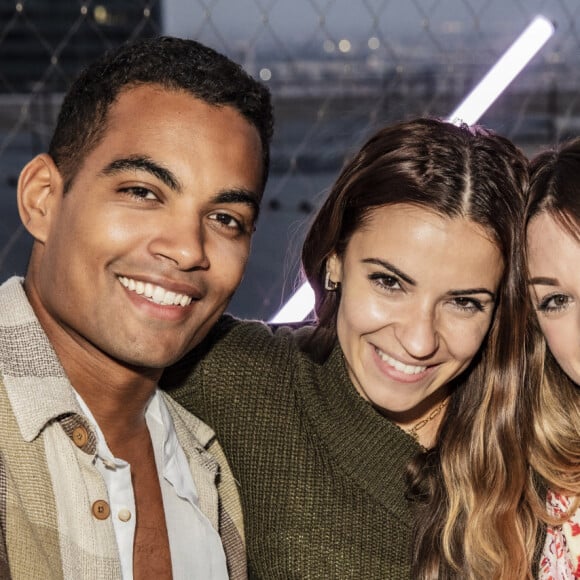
[148,391,200,506]
[75,385,201,506]
[0,277,85,442]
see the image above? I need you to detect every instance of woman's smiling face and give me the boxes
[527,211,580,385]
[327,203,504,414]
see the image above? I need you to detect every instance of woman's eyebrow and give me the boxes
[448,288,496,300]
[362,258,415,285]
[362,258,496,299]
[528,276,558,286]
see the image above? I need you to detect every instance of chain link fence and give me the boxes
[0,0,578,318]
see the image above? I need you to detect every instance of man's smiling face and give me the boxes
[23,84,263,370]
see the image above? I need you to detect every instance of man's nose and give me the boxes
[148,217,210,271]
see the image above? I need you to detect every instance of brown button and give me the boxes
[72,426,88,448]
[92,500,110,520]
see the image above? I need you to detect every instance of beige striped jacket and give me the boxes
[0,277,246,579]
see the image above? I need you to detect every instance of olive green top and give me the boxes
[165,316,421,579]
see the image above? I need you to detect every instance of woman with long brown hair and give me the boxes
[164,117,534,578]
[525,138,580,578]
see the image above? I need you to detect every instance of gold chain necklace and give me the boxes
[406,398,449,443]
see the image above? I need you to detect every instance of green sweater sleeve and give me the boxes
[162,316,299,427]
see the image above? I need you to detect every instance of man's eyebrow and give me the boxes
[212,189,261,220]
[101,156,182,192]
[529,276,558,286]
[362,258,416,285]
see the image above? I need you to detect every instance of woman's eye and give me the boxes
[369,273,402,292]
[537,293,572,313]
[451,297,484,313]
[208,212,243,231]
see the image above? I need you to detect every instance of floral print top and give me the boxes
[539,490,580,579]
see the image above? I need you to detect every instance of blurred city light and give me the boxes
[338,39,352,53]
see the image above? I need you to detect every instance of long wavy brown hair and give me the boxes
[301,118,535,578]
[525,139,580,512]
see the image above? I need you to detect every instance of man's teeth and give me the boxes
[118,276,192,306]
[376,349,427,375]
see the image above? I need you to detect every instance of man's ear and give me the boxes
[17,154,63,243]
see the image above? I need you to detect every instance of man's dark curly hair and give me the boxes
[48,36,274,193]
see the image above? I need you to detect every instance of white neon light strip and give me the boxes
[269,15,555,324]
[448,15,555,125]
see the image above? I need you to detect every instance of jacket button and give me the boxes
[92,500,110,520]
[72,426,88,448]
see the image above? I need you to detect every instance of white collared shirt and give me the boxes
[75,390,229,580]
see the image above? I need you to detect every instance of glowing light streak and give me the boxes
[448,16,555,125]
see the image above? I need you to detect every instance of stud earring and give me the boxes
[324,272,339,291]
